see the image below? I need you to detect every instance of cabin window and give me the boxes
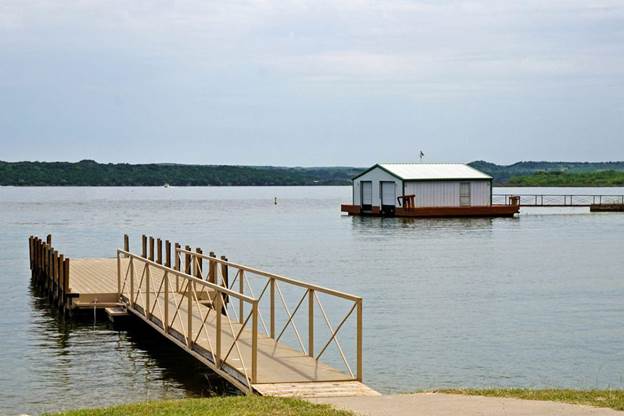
[460,182,471,206]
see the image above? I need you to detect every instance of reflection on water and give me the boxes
[16,283,237,416]
[1,186,624,415]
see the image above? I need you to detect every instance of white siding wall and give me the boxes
[470,181,491,206]
[403,180,491,207]
[404,181,459,207]
[353,167,402,206]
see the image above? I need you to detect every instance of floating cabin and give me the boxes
[341,163,520,218]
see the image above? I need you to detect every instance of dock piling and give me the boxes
[184,245,191,275]
[165,240,171,268]
[149,237,155,261]
[209,252,216,284]
[28,235,72,311]
[194,248,202,278]
[141,235,147,258]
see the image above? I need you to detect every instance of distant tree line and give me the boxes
[1,160,623,186]
[0,160,362,186]
[506,170,624,187]
[470,160,624,185]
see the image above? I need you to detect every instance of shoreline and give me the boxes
[42,389,624,416]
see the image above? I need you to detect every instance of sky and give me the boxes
[0,1,623,166]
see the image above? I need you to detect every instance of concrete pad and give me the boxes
[310,393,624,416]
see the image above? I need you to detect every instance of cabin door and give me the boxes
[361,181,372,210]
[380,181,396,215]
[460,182,471,206]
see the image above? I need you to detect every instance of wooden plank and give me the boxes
[253,381,380,398]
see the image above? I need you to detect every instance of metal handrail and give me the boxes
[176,247,364,382]
[118,249,256,302]
[175,248,362,302]
[493,193,624,206]
[116,249,259,390]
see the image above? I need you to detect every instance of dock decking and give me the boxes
[28,234,379,398]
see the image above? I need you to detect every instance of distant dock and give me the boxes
[493,194,624,211]
[28,234,379,398]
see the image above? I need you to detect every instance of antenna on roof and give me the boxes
[419,150,425,162]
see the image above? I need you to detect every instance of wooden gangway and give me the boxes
[28,234,379,398]
[493,194,624,211]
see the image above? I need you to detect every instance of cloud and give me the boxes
[0,0,623,163]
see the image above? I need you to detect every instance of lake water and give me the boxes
[1,186,624,415]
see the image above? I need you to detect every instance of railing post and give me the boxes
[239,270,245,324]
[215,291,222,366]
[123,234,129,256]
[220,256,229,308]
[270,278,276,338]
[187,279,193,348]
[357,299,363,381]
[145,265,151,318]
[308,289,314,357]
[174,243,181,292]
[164,272,169,332]
[116,250,121,297]
[130,258,135,307]
[252,300,258,383]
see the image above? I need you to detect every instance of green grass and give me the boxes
[43,396,352,416]
[438,388,624,411]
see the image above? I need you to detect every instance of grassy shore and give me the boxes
[43,396,352,416]
[43,390,624,415]
[439,389,624,411]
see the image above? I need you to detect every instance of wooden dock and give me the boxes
[28,234,380,398]
[341,203,519,218]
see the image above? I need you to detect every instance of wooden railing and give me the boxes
[176,247,364,382]
[493,194,624,207]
